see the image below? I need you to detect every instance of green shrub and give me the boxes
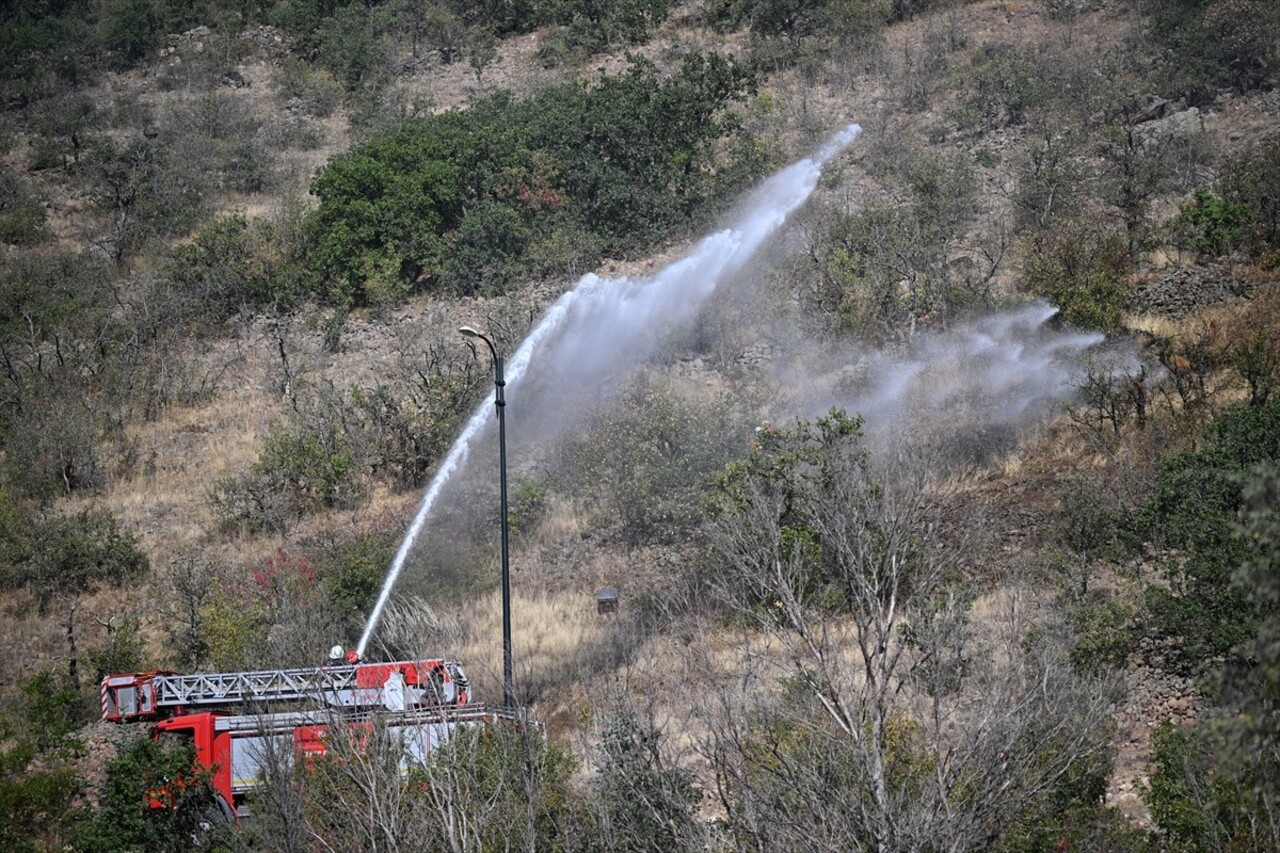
[305,53,756,305]
[1141,397,1280,671]
[273,57,344,117]
[0,169,50,246]
[0,735,77,852]
[18,671,87,755]
[569,380,746,546]
[210,423,363,532]
[1024,221,1130,332]
[316,4,390,93]
[101,0,165,70]
[1145,0,1280,104]
[1066,592,1137,675]
[0,501,148,614]
[1220,138,1280,263]
[316,530,397,628]
[73,736,219,853]
[1170,186,1250,257]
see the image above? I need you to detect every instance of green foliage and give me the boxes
[0,169,50,246]
[806,151,983,338]
[709,408,880,610]
[1142,468,1280,847]
[19,671,88,754]
[1066,591,1138,675]
[426,725,579,851]
[543,0,676,57]
[102,0,165,69]
[1054,473,1136,574]
[0,734,77,853]
[592,695,702,850]
[210,422,362,532]
[73,736,219,853]
[1024,221,1130,332]
[996,746,1142,853]
[305,53,756,305]
[273,57,345,117]
[88,619,146,683]
[1145,0,1280,103]
[316,4,390,92]
[956,44,1041,131]
[1219,138,1280,264]
[87,138,207,260]
[1170,186,1251,257]
[507,478,547,537]
[0,498,148,612]
[709,0,888,45]
[159,216,271,329]
[316,529,397,628]
[568,379,746,546]
[0,248,124,497]
[350,373,481,489]
[0,5,97,104]
[1142,397,1280,671]
[198,583,265,671]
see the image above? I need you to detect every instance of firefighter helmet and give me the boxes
[329,645,344,659]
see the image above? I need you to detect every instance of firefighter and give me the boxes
[326,645,344,667]
[345,649,361,665]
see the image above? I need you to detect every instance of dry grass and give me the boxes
[454,588,620,703]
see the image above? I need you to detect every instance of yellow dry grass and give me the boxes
[456,588,615,702]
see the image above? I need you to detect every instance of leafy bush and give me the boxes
[543,0,676,56]
[1024,221,1130,332]
[1145,0,1280,103]
[155,213,307,331]
[273,57,344,117]
[18,671,87,755]
[567,380,746,546]
[101,0,165,69]
[210,423,362,532]
[305,53,756,305]
[1170,186,1251,257]
[316,4,390,93]
[0,500,148,613]
[0,169,50,246]
[73,736,219,853]
[805,151,982,337]
[1066,592,1137,675]
[0,734,77,852]
[1141,397,1280,670]
[1219,137,1280,264]
[315,529,397,629]
[1146,717,1279,852]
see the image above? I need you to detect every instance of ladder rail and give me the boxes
[152,666,360,708]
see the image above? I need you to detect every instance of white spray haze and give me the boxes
[783,302,1107,450]
[356,124,864,655]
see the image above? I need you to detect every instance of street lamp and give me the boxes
[459,326,514,711]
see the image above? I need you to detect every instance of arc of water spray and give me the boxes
[357,123,863,656]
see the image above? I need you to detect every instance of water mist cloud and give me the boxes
[782,302,1105,455]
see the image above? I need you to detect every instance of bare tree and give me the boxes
[700,412,1119,851]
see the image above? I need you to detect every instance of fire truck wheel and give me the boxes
[197,793,237,830]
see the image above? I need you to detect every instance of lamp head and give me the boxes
[459,326,480,338]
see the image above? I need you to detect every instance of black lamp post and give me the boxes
[459,326,514,710]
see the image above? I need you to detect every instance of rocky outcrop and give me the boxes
[1130,261,1256,317]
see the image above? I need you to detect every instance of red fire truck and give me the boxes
[101,657,518,821]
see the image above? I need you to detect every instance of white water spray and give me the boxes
[357,124,863,655]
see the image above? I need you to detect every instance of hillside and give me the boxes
[1,0,1279,849]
